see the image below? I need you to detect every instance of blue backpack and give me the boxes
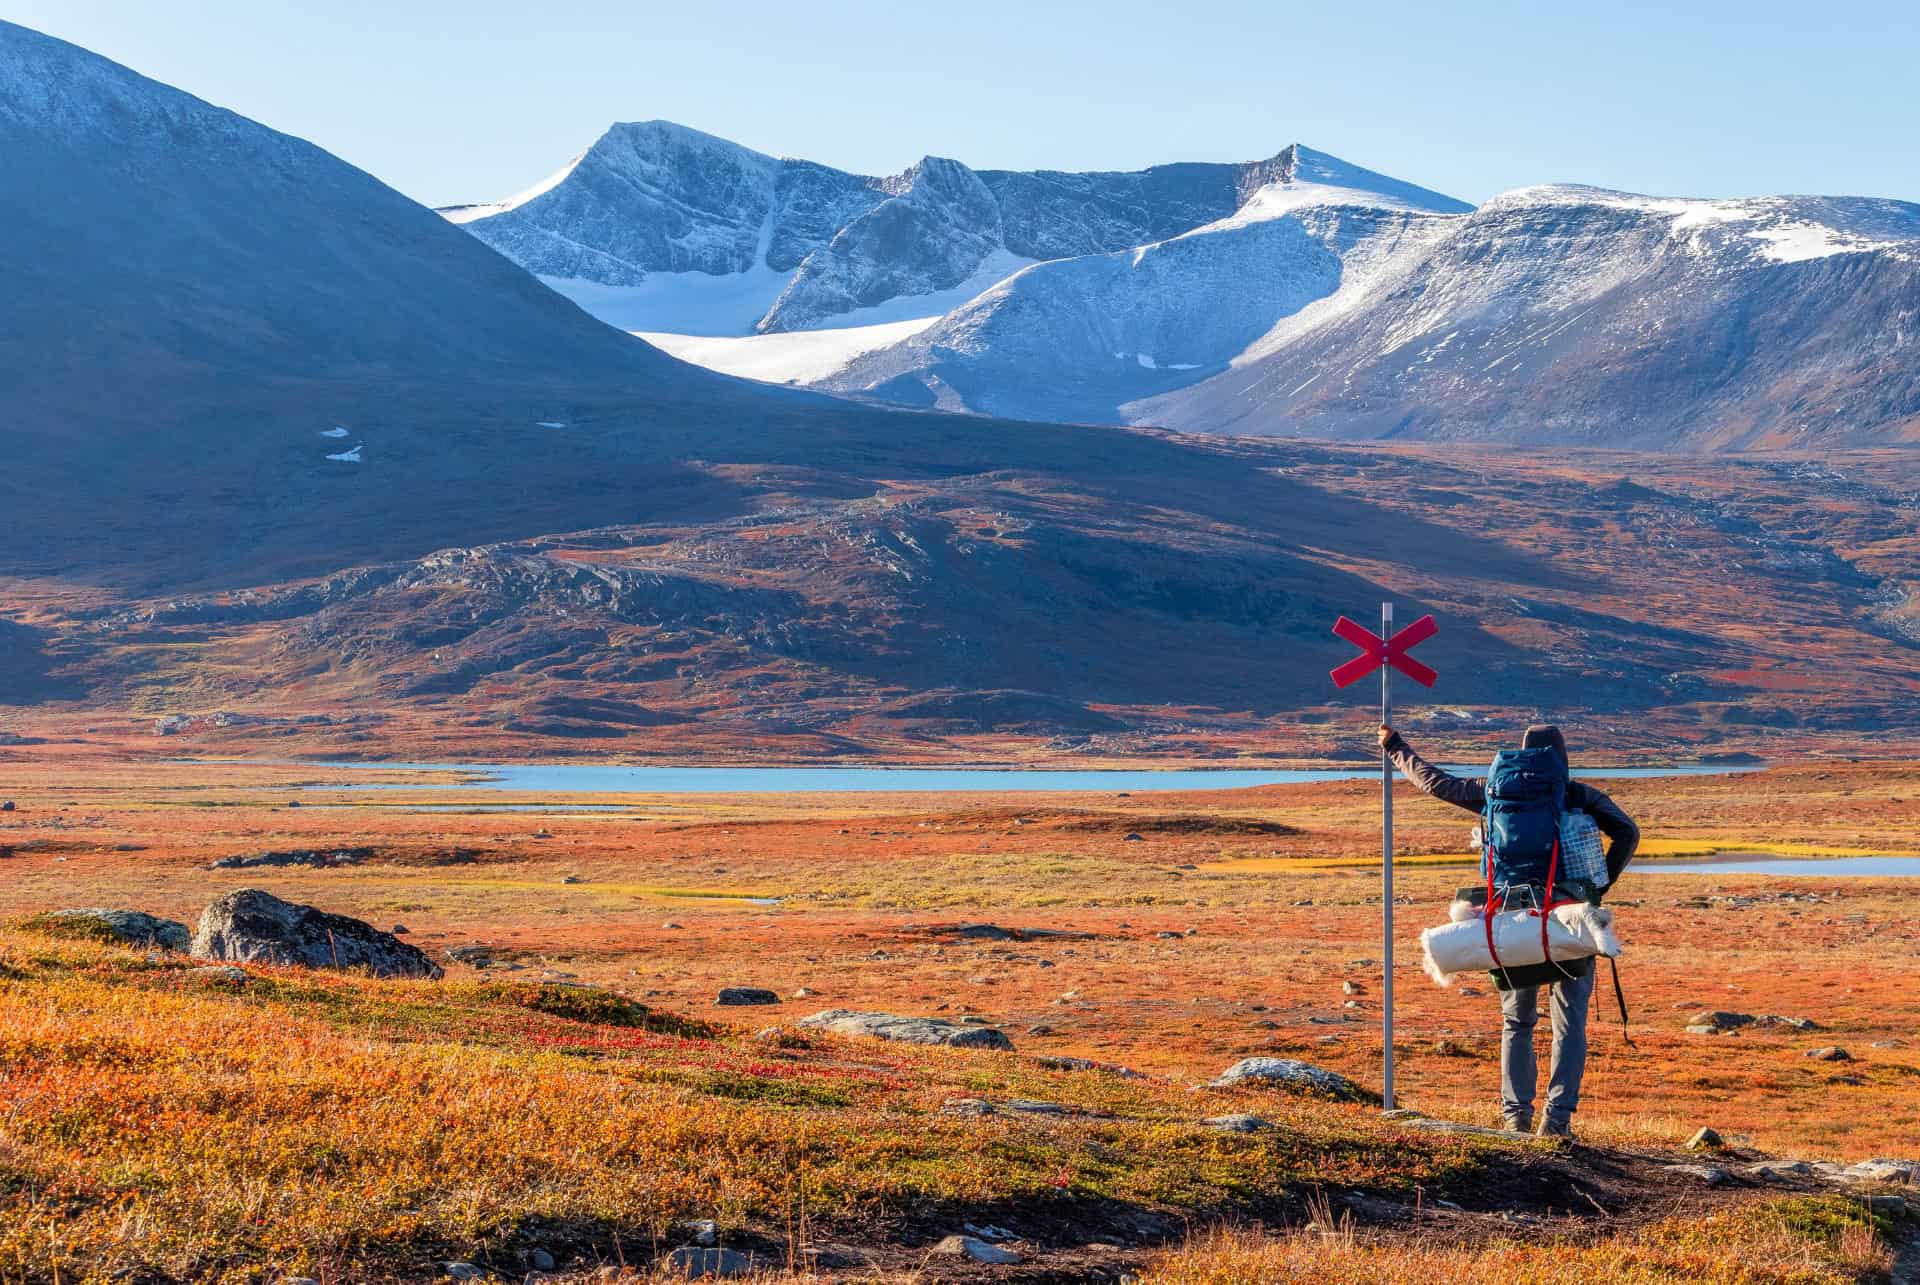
[1481,747,1568,889]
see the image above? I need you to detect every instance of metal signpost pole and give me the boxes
[1328,605,1434,1113]
[1379,601,1395,1111]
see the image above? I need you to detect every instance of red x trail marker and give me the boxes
[1329,613,1439,689]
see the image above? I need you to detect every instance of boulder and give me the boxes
[33,908,190,951]
[715,987,780,1006]
[932,1236,1021,1265]
[1685,1011,1755,1034]
[799,1009,1013,1050]
[191,889,443,979]
[661,1247,752,1279]
[1804,1046,1851,1061]
[1686,1126,1724,1150]
[1204,1113,1275,1133]
[1209,1057,1376,1103]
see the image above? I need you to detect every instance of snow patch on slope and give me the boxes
[441,154,585,225]
[641,317,937,383]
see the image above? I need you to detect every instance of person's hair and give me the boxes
[1520,724,1567,762]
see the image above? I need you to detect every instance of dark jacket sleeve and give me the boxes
[1568,781,1639,885]
[1383,731,1485,814]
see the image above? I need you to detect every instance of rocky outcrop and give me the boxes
[1209,1056,1376,1103]
[32,908,190,951]
[799,1009,1013,1050]
[190,889,443,979]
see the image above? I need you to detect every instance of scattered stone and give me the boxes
[1457,986,1483,997]
[33,908,191,951]
[1403,1118,1526,1141]
[799,1009,1014,1050]
[1805,1046,1851,1061]
[1685,1011,1755,1034]
[1123,833,1144,842]
[1665,1163,1730,1185]
[1342,980,1361,995]
[661,1247,752,1278]
[1686,1126,1724,1150]
[188,965,247,985]
[1761,1015,1822,1031]
[1026,1024,1058,1036]
[715,987,780,1006]
[1204,1113,1274,1132]
[1746,1160,1813,1180]
[392,923,410,934]
[942,1097,998,1117]
[1870,1040,1903,1049]
[191,889,444,979]
[1845,1159,1920,1184]
[445,944,494,967]
[932,1236,1021,1265]
[1155,931,1182,939]
[964,1222,1015,1242]
[560,873,582,884]
[1431,1037,1475,1057]
[1209,1057,1376,1103]
[1380,1108,1427,1121]
[680,1218,719,1247]
[527,1248,556,1271]
[662,922,684,930]
[442,1263,481,1280]
[0,800,13,811]
[1033,1055,1144,1078]
[791,987,816,998]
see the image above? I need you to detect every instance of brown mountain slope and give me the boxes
[6,441,1916,761]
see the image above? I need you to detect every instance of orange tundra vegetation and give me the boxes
[0,751,1916,1280]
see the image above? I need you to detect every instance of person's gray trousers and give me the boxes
[1501,968,1596,1124]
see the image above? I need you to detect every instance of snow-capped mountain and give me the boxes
[1129,186,1920,447]
[442,128,1361,336]
[820,147,1468,422]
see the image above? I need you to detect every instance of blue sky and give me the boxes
[12,0,1919,208]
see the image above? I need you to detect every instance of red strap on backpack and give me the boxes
[1539,839,1561,965]
[1483,846,1505,973]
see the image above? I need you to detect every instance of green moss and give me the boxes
[1774,1193,1893,1245]
[471,982,718,1038]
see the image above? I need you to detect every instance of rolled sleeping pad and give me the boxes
[1421,899,1620,986]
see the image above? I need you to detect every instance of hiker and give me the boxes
[1378,723,1639,1139]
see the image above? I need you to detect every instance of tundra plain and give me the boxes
[2,750,1917,1281]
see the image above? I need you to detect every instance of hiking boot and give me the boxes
[1501,1112,1533,1134]
[1538,1114,1574,1140]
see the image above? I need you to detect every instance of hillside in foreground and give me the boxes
[2,756,1917,1281]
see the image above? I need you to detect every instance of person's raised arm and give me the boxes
[1378,725,1486,813]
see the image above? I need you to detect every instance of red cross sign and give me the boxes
[1329,613,1439,689]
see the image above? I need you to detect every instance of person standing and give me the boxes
[1379,723,1639,1139]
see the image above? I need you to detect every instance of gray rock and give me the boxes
[527,1249,555,1271]
[680,1218,719,1247]
[1685,1011,1755,1034]
[932,1235,1022,1265]
[1403,1118,1529,1141]
[715,987,780,1006]
[1687,1127,1724,1150]
[1665,1163,1730,1185]
[1033,1055,1143,1078]
[1204,1113,1274,1133]
[35,908,190,951]
[1845,1159,1919,1184]
[191,889,444,979]
[1747,1160,1813,1179]
[442,1264,481,1281]
[799,1009,1014,1050]
[1209,1057,1375,1103]
[188,965,247,984]
[1805,1046,1851,1061]
[662,1247,752,1278]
